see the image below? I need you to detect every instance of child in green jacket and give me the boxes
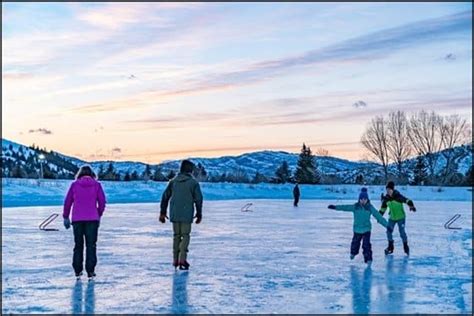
[380,181,416,255]
[328,188,390,264]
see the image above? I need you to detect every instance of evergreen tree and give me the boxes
[355,174,364,184]
[152,167,166,182]
[413,154,428,185]
[166,170,176,180]
[102,162,118,181]
[106,162,114,174]
[252,171,267,184]
[43,165,56,179]
[294,143,320,184]
[131,170,139,181]
[98,165,105,179]
[465,166,473,186]
[11,164,26,178]
[219,172,227,182]
[275,161,291,183]
[142,164,152,181]
[124,171,131,181]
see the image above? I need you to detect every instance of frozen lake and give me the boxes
[2,200,472,314]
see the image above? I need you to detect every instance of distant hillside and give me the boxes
[1,138,472,185]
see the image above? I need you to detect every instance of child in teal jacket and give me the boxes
[328,188,390,264]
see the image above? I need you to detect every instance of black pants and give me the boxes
[294,196,300,206]
[72,221,99,275]
[351,231,372,262]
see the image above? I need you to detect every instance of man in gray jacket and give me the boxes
[160,160,203,270]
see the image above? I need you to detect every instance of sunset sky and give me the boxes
[2,2,472,163]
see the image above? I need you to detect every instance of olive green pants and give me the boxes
[173,222,192,262]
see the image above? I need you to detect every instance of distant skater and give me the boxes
[160,160,203,270]
[293,183,300,207]
[328,188,390,265]
[380,181,416,256]
[63,165,106,280]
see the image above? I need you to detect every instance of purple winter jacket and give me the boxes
[63,176,106,222]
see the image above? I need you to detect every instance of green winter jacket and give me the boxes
[334,202,388,234]
[380,190,415,221]
[160,172,203,223]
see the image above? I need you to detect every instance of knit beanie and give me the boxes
[386,181,395,190]
[359,187,369,200]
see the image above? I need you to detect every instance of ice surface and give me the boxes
[2,200,472,314]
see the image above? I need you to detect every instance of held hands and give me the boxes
[328,205,336,210]
[63,218,71,230]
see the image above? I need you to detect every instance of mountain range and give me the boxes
[1,138,472,185]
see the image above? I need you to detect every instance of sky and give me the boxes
[2,2,472,163]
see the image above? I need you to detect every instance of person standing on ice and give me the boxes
[327,188,390,265]
[63,165,106,280]
[379,181,416,256]
[160,160,203,270]
[293,183,300,207]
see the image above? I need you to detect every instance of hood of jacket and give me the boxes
[75,176,98,187]
[174,172,193,182]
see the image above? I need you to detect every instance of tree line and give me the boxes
[92,145,321,184]
[2,109,472,186]
[361,110,472,186]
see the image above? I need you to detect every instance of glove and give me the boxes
[159,214,167,223]
[410,207,416,212]
[195,214,202,224]
[63,218,71,230]
[387,226,393,233]
[328,205,336,210]
[379,210,385,216]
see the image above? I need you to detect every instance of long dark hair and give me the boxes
[75,165,97,180]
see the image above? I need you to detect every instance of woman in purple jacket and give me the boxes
[63,165,106,280]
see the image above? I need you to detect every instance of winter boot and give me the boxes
[384,241,394,255]
[75,272,83,280]
[403,242,410,256]
[173,260,179,269]
[179,260,190,270]
[350,254,355,260]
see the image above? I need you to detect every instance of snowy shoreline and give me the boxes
[2,178,472,208]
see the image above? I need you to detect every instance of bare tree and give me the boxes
[407,110,444,178]
[315,147,330,157]
[439,114,471,182]
[361,116,390,181]
[386,110,412,177]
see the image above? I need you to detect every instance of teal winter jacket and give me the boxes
[334,202,388,234]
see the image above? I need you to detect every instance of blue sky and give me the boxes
[2,2,472,162]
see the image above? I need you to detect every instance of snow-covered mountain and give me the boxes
[156,150,384,182]
[1,138,472,184]
[1,139,81,179]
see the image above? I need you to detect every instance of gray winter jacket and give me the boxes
[160,172,203,223]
